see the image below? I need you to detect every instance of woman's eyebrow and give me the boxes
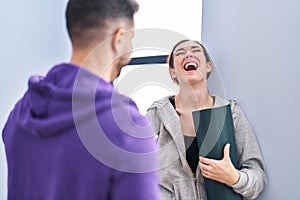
[191,45,201,49]
[175,48,185,53]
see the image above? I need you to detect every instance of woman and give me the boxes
[147,40,267,199]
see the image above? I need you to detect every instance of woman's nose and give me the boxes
[185,50,193,58]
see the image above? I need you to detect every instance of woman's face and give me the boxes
[170,41,212,85]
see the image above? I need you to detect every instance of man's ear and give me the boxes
[206,61,212,73]
[112,28,126,53]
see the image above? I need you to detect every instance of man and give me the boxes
[2,0,159,199]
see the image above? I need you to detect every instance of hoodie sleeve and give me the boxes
[95,95,160,200]
[111,170,159,200]
[231,103,267,199]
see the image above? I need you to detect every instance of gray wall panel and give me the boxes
[202,0,300,199]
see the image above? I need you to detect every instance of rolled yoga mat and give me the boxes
[192,104,243,200]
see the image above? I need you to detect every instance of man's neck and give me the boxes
[70,47,117,82]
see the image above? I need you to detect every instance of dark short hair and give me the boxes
[66,0,139,46]
[168,40,212,81]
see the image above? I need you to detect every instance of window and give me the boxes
[115,0,203,114]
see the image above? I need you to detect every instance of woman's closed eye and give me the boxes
[175,51,185,56]
[192,49,201,53]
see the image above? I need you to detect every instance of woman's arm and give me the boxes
[231,104,267,199]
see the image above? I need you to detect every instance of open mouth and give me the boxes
[184,62,198,71]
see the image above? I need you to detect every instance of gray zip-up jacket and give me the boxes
[147,95,267,200]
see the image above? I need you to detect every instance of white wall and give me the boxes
[118,0,203,113]
[135,0,202,42]
[202,0,300,199]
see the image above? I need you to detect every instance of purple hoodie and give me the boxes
[2,63,159,200]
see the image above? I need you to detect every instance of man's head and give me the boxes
[66,0,138,49]
[66,0,139,81]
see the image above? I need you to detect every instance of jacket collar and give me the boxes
[154,96,195,176]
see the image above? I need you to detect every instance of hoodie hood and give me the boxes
[14,63,113,137]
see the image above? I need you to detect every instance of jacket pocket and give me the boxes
[173,180,197,200]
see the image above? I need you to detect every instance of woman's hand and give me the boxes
[199,143,240,186]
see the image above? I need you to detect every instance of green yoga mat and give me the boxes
[192,104,243,200]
